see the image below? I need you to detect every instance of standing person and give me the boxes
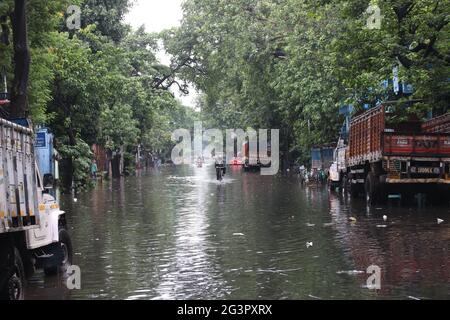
[91,159,98,179]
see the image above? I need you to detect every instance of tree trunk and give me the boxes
[111,151,122,178]
[9,0,30,119]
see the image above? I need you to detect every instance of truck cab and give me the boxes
[0,118,72,300]
[329,138,348,190]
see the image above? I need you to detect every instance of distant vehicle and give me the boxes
[0,118,73,300]
[196,157,204,168]
[229,156,243,166]
[345,105,450,205]
[311,147,334,171]
[243,141,271,171]
[328,138,347,190]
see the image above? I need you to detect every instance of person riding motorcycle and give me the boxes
[214,155,226,180]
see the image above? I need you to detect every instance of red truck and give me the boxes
[346,104,450,205]
[242,140,271,171]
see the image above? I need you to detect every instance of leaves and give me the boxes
[165,0,449,164]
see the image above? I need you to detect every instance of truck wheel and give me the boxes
[44,229,73,276]
[365,173,379,205]
[349,179,359,198]
[428,189,448,206]
[378,184,388,205]
[339,173,345,192]
[3,248,26,300]
[401,192,415,205]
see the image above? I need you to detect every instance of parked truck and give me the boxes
[328,138,348,190]
[243,140,271,171]
[0,118,73,300]
[311,147,335,171]
[345,104,450,204]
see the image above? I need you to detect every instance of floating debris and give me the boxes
[337,270,365,275]
[323,222,334,227]
[73,198,78,203]
[306,223,316,227]
[308,294,322,300]
[383,215,388,221]
[233,233,245,236]
[306,242,313,248]
[408,296,421,300]
[349,217,357,222]
[437,218,444,225]
[376,225,387,228]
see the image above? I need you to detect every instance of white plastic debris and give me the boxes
[349,217,357,222]
[233,233,245,236]
[73,198,78,202]
[306,223,315,227]
[437,218,444,225]
[306,242,313,248]
[337,270,365,275]
[383,215,388,221]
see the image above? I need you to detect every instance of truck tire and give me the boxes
[401,192,415,205]
[365,173,379,205]
[339,173,345,192]
[349,174,360,198]
[1,248,26,300]
[378,183,388,205]
[44,229,73,276]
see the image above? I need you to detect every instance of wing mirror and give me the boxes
[43,174,54,189]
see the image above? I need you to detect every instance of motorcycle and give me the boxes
[215,163,226,181]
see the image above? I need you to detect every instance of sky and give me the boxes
[125,0,198,108]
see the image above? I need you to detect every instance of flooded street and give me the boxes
[25,165,450,300]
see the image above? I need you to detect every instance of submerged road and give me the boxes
[25,164,450,300]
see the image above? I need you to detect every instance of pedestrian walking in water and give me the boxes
[91,159,98,179]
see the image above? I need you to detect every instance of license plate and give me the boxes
[410,167,440,174]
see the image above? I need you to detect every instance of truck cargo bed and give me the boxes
[0,118,39,233]
[349,106,450,166]
[383,133,450,157]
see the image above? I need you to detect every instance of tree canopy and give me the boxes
[164,0,449,164]
[0,0,197,189]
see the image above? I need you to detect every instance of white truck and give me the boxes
[329,138,348,190]
[0,118,72,300]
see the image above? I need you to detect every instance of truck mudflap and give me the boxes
[33,242,65,270]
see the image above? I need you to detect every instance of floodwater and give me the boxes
[25,164,450,300]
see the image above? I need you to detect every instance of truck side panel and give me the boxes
[422,113,450,133]
[349,105,385,166]
[0,119,39,233]
[383,134,450,156]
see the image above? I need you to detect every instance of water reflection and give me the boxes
[25,166,450,300]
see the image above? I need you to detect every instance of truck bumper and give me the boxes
[34,242,64,270]
[385,178,450,184]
